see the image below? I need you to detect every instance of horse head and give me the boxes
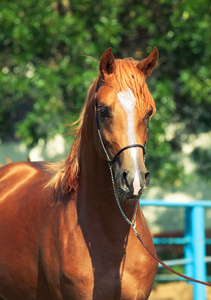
[94,47,158,201]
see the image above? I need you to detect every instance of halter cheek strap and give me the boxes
[95,100,112,164]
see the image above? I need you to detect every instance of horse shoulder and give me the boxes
[39,199,95,299]
[0,161,61,299]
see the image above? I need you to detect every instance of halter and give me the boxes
[94,81,211,288]
[94,82,149,166]
[94,81,148,229]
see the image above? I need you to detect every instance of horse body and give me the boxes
[0,47,158,299]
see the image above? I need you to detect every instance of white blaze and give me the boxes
[117,88,141,195]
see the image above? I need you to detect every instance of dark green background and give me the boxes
[0,0,210,186]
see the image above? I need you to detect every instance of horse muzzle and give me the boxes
[115,169,150,201]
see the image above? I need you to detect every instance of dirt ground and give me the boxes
[148,282,211,300]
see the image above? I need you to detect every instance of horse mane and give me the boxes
[45,86,91,199]
[47,57,156,199]
[61,105,86,195]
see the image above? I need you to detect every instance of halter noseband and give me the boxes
[94,81,149,165]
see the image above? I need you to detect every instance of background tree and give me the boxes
[0,0,210,186]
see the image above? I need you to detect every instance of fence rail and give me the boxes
[140,199,211,300]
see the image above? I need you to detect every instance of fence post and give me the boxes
[184,207,194,278]
[191,205,206,300]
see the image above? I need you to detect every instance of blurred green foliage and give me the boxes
[0,0,210,186]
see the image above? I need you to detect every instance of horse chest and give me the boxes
[58,237,155,300]
[60,259,136,300]
[59,243,117,298]
[42,209,156,299]
[60,262,153,300]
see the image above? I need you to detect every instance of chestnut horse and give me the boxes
[0,47,158,300]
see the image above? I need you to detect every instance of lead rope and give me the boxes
[109,162,211,287]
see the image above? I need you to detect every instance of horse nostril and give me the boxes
[123,171,127,181]
[145,171,150,186]
[145,171,150,180]
[123,171,130,190]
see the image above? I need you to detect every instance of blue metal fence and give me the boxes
[140,200,211,300]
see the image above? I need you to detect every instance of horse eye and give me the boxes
[145,108,153,119]
[99,107,110,119]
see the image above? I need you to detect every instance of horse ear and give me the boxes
[99,48,116,78]
[137,47,158,77]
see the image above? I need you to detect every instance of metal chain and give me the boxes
[95,87,140,232]
[108,163,139,231]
